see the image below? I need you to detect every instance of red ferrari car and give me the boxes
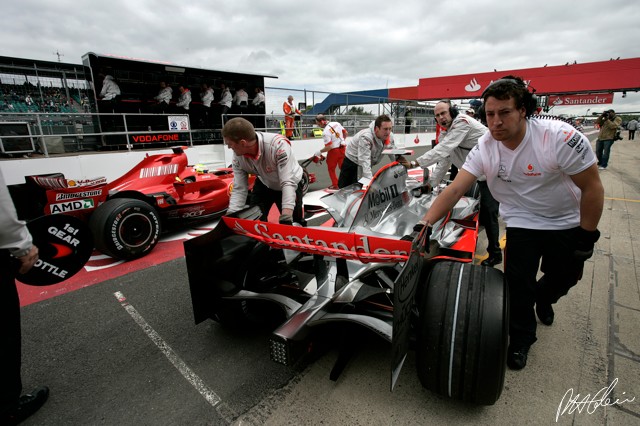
[12,146,253,260]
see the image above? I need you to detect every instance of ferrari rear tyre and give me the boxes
[415,261,508,405]
[90,198,161,260]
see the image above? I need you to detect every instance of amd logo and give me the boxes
[50,199,95,214]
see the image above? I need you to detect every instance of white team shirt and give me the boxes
[462,119,596,229]
[229,132,303,213]
[322,122,346,149]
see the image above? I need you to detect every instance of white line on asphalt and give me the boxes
[113,291,222,408]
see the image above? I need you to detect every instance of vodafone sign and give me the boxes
[549,93,614,107]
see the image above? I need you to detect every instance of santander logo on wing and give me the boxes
[465,78,481,92]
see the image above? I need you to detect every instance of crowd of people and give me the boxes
[0,85,88,114]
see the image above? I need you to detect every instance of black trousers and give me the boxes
[0,251,21,410]
[249,178,305,225]
[338,156,359,188]
[478,181,501,257]
[504,227,584,348]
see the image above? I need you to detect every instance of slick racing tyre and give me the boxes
[415,261,508,405]
[301,168,310,196]
[90,198,161,261]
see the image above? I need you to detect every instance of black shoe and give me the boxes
[507,346,529,370]
[536,301,555,326]
[2,386,49,425]
[481,254,502,267]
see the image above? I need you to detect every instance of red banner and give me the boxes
[388,57,640,100]
[548,93,614,107]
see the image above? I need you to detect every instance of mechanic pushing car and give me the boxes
[400,99,502,267]
[223,117,305,225]
[338,114,410,188]
[410,76,604,371]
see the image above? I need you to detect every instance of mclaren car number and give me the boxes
[50,199,95,214]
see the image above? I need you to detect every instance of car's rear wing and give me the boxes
[222,217,410,263]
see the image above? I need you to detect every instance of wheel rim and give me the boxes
[118,212,154,248]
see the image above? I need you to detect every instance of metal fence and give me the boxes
[0,106,438,157]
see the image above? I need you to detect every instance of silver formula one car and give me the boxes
[184,162,508,405]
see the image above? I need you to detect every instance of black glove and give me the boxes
[279,214,293,225]
[573,227,600,261]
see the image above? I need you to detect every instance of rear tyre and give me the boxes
[90,198,161,260]
[415,261,508,405]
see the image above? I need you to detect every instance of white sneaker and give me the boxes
[598,166,606,170]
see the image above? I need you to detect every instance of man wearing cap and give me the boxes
[595,109,622,170]
[313,114,347,189]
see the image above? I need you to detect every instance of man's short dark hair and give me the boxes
[315,114,326,123]
[482,75,536,117]
[374,114,392,128]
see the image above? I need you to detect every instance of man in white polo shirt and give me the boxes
[414,76,604,371]
[314,114,347,190]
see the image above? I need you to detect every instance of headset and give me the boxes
[481,77,538,117]
[437,99,459,119]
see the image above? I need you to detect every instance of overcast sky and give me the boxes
[3,0,640,116]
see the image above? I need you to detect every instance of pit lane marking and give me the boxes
[113,291,232,419]
[475,233,507,263]
[604,196,640,203]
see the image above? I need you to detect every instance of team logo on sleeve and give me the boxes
[566,132,581,148]
[276,148,288,165]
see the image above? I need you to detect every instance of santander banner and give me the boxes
[548,93,614,107]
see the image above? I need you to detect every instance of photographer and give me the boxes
[595,109,622,170]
